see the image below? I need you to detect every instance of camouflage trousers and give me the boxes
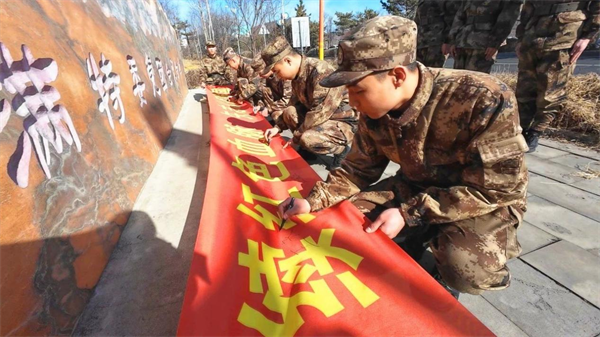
[280,106,355,155]
[516,48,573,132]
[417,46,447,68]
[350,176,522,295]
[453,48,496,74]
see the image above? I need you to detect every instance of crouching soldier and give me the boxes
[261,36,359,169]
[278,16,529,296]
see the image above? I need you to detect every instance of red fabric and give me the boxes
[177,87,493,337]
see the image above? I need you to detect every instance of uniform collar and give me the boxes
[295,55,307,81]
[382,62,434,127]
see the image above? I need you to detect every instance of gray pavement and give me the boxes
[75,91,600,336]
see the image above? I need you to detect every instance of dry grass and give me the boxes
[495,72,600,140]
[186,69,202,89]
[183,59,202,72]
[571,162,600,180]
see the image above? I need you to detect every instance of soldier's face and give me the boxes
[207,46,217,56]
[271,58,297,80]
[227,57,240,70]
[347,72,401,119]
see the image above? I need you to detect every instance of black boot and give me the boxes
[524,130,541,153]
[431,268,460,299]
[297,148,318,161]
[330,145,351,169]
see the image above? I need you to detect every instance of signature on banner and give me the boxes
[238,228,380,336]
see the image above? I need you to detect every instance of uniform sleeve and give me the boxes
[448,0,466,44]
[293,68,344,142]
[488,0,523,49]
[516,0,534,40]
[306,117,390,212]
[582,0,600,40]
[198,60,208,83]
[399,87,528,227]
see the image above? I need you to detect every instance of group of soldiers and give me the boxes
[196,0,599,297]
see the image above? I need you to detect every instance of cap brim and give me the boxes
[319,69,374,87]
[261,63,275,76]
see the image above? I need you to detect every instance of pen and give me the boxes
[280,197,295,230]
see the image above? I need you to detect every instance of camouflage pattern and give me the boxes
[449,0,523,50]
[279,105,355,155]
[416,46,446,68]
[261,36,294,74]
[278,55,358,153]
[308,62,529,294]
[516,1,600,132]
[453,47,496,73]
[414,0,460,67]
[321,16,417,87]
[262,75,292,117]
[231,56,264,100]
[198,54,234,85]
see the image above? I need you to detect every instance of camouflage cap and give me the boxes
[320,15,417,88]
[206,40,216,47]
[260,36,294,75]
[222,47,237,62]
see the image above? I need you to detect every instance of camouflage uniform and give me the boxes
[199,43,234,85]
[414,0,460,67]
[448,0,523,73]
[516,1,600,133]
[314,16,529,295]
[261,36,358,156]
[223,47,291,115]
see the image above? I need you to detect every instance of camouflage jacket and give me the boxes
[232,56,265,98]
[306,63,529,227]
[415,0,461,48]
[288,56,358,142]
[517,0,600,51]
[266,75,292,112]
[449,0,523,49]
[199,54,234,83]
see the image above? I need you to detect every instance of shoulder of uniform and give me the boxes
[433,69,509,98]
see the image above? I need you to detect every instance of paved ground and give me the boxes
[76,91,600,336]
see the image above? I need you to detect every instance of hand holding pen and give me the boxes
[277,197,311,230]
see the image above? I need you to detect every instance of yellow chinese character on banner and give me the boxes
[227,138,275,157]
[225,124,263,140]
[220,108,254,121]
[236,184,314,230]
[237,229,380,336]
[232,157,290,182]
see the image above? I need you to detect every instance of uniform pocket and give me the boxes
[478,135,528,190]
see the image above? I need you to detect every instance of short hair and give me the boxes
[374,62,418,81]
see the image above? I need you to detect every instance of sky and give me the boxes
[176,0,386,22]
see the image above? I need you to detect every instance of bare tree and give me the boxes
[189,0,239,54]
[223,0,281,56]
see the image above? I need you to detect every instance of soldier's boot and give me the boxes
[297,147,318,161]
[330,145,351,169]
[431,267,460,300]
[525,130,541,153]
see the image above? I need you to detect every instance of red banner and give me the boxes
[177,87,493,336]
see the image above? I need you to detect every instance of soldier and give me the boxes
[516,1,600,152]
[448,0,522,73]
[414,0,461,67]
[222,47,291,117]
[198,41,234,89]
[278,16,529,296]
[261,36,359,169]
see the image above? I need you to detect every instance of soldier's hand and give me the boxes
[449,45,457,58]
[264,127,279,142]
[366,208,406,239]
[278,197,311,220]
[442,43,451,56]
[200,82,206,89]
[570,39,590,64]
[484,47,498,61]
